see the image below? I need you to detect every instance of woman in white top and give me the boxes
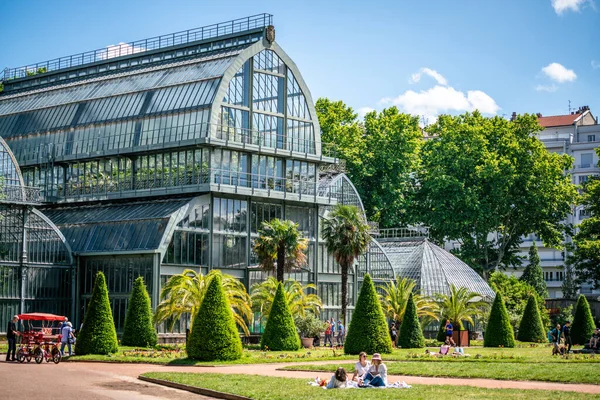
[362,353,387,387]
[352,352,371,381]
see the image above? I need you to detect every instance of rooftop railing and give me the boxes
[0,185,42,204]
[377,227,429,239]
[2,13,273,81]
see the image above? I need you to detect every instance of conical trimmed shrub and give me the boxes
[121,277,157,347]
[436,317,448,343]
[75,272,119,355]
[517,295,546,342]
[398,293,425,348]
[484,292,515,348]
[260,282,301,351]
[571,294,596,345]
[344,274,393,354]
[187,273,243,360]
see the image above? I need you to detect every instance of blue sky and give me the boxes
[1,0,599,123]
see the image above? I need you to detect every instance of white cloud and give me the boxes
[357,107,375,119]
[410,68,448,86]
[551,0,590,14]
[100,42,146,60]
[592,60,600,69]
[535,84,558,92]
[541,62,577,83]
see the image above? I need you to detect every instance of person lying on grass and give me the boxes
[325,367,348,389]
[351,352,370,382]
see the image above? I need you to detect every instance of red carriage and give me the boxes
[16,313,66,364]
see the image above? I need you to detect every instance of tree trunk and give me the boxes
[341,261,348,325]
[276,244,285,282]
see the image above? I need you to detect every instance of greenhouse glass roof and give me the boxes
[378,238,495,300]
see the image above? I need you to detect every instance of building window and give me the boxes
[588,135,596,142]
[580,153,593,168]
[580,208,590,220]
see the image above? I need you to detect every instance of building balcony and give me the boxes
[0,185,42,205]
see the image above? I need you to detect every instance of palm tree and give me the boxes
[154,269,252,335]
[254,219,308,282]
[321,204,371,324]
[435,284,489,329]
[250,277,322,324]
[380,277,439,328]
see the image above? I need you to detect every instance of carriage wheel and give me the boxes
[34,347,44,364]
[16,349,25,363]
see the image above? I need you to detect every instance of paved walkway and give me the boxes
[2,359,599,397]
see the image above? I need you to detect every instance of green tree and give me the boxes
[520,245,548,299]
[187,273,243,361]
[260,282,301,351]
[567,175,600,289]
[254,219,307,283]
[121,277,157,347]
[154,269,252,335]
[489,271,550,331]
[321,204,371,324]
[484,292,515,348]
[75,272,118,355]
[316,100,422,227]
[344,274,393,354]
[571,294,596,345]
[561,265,579,299]
[380,277,439,329]
[250,277,321,324]
[398,293,426,348]
[413,112,577,277]
[517,295,546,342]
[435,285,489,331]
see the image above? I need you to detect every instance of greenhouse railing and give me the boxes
[0,185,42,204]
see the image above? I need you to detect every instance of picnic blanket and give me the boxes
[309,379,411,389]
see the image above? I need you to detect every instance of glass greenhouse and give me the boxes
[0,14,492,334]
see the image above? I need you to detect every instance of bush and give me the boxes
[398,293,425,348]
[121,277,157,347]
[436,318,447,343]
[484,292,515,348]
[344,274,393,354]
[571,294,596,345]
[187,273,243,361]
[261,282,301,351]
[517,295,546,342]
[294,313,327,338]
[75,272,118,355]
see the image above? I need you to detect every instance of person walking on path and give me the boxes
[324,321,333,347]
[336,320,345,346]
[60,322,75,356]
[390,323,398,347]
[445,319,456,346]
[562,321,572,353]
[5,315,20,362]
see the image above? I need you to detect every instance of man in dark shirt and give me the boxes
[6,315,19,362]
[590,328,600,350]
[562,321,572,353]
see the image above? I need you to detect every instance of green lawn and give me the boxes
[140,372,600,400]
[281,360,600,384]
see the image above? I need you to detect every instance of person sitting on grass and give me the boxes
[351,352,371,381]
[590,328,600,350]
[360,353,387,387]
[326,367,348,389]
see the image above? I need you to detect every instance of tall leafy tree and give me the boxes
[520,244,548,299]
[321,204,371,324]
[154,269,252,335]
[561,265,579,299]
[435,284,489,330]
[380,277,439,329]
[250,277,322,323]
[567,175,600,289]
[413,112,577,277]
[316,99,422,227]
[254,219,307,283]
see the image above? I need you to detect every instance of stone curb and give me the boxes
[138,375,252,400]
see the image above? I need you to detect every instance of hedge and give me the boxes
[121,277,157,347]
[260,282,301,351]
[344,274,393,354]
[517,295,546,342]
[398,293,425,348]
[484,292,515,348]
[571,294,596,345]
[75,271,119,355]
[187,273,243,360]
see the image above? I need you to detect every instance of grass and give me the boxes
[140,372,600,399]
[280,361,600,384]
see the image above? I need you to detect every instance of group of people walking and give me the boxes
[323,318,345,347]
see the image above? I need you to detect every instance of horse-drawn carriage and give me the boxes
[16,313,66,364]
